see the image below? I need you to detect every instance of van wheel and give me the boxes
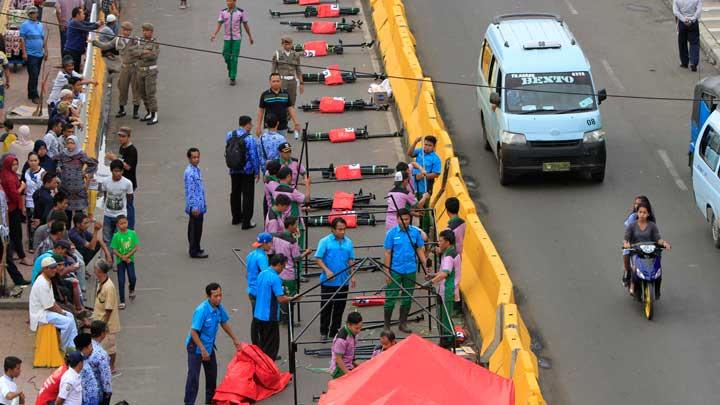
[481,114,491,151]
[711,212,720,249]
[498,148,512,186]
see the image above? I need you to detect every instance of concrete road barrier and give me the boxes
[369,0,546,403]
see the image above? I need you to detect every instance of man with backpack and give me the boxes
[225,115,261,228]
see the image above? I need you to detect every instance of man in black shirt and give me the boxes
[106,126,138,229]
[255,73,300,137]
[32,172,59,228]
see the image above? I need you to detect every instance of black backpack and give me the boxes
[225,130,249,169]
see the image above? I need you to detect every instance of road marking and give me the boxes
[601,59,625,92]
[563,0,579,15]
[657,149,688,191]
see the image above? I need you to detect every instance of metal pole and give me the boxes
[288,298,298,405]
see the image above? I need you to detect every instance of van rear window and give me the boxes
[505,72,596,114]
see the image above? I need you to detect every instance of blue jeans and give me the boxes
[117,261,136,303]
[127,199,135,230]
[103,216,119,247]
[184,341,217,405]
[26,55,43,99]
[44,310,78,351]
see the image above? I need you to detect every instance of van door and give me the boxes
[477,39,499,153]
[488,61,503,153]
[692,122,720,220]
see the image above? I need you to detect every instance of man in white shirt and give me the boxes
[29,257,78,351]
[0,356,24,405]
[673,0,703,71]
[100,160,134,247]
[56,351,83,405]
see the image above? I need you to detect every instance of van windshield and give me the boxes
[504,72,596,114]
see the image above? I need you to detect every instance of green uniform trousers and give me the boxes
[223,39,241,80]
[384,271,416,310]
[415,192,431,234]
[282,279,298,296]
[438,293,454,344]
[117,64,140,106]
[138,69,158,112]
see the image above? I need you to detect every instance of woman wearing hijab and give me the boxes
[0,155,32,266]
[25,140,56,174]
[21,152,45,253]
[55,135,97,225]
[8,125,34,171]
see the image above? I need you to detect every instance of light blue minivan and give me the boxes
[476,13,607,185]
[692,110,720,248]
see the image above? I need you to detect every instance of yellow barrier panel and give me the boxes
[369,0,546,403]
[83,47,106,217]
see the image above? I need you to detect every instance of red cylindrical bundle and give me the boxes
[303,40,328,57]
[328,128,356,143]
[319,97,346,113]
[323,64,344,86]
[317,4,341,17]
[311,21,337,34]
[331,191,355,210]
[334,164,362,180]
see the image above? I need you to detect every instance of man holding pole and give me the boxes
[383,208,426,333]
[407,136,441,233]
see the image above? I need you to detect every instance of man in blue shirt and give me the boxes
[256,113,286,164]
[19,6,48,104]
[315,217,356,340]
[184,283,241,405]
[64,7,103,72]
[251,254,294,360]
[226,115,261,228]
[407,135,441,233]
[184,148,208,259]
[383,208,427,333]
[245,232,273,311]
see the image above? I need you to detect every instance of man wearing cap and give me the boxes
[245,232,272,311]
[64,7,103,73]
[184,283,241,405]
[94,23,142,119]
[19,5,47,104]
[226,115,260,228]
[272,36,303,106]
[276,142,306,187]
[211,0,254,86]
[57,351,84,405]
[98,14,117,43]
[29,256,78,351]
[48,56,97,111]
[137,23,160,125]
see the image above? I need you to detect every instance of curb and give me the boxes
[661,0,719,65]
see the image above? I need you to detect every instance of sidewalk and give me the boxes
[661,0,720,65]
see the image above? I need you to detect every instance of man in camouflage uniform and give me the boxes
[271,36,303,106]
[137,22,159,125]
[93,21,143,119]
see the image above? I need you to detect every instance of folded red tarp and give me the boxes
[213,343,291,404]
[319,334,514,405]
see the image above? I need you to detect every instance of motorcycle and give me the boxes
[626,243,665,320]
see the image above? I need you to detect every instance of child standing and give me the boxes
[329,312,363,379]
[110,215,139,309]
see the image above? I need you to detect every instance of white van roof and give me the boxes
[486,13,591,73]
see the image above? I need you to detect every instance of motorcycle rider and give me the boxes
[623,202,670,296]
[622,196,656,287]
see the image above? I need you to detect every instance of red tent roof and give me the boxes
[319,334,515,405]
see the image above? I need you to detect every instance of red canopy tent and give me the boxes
[213,343,292,404]
[319,334,515,405]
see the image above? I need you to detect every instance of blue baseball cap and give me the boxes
[253,232,273,247]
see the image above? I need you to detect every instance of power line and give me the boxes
[5,10,708,103]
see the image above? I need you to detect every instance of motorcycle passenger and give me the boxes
[623,202,670,296]
[622,195,656,287]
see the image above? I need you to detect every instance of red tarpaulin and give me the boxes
[319,334,515,405]
[213,343,292,404]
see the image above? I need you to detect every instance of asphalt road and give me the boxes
[104,0,412,404]
[405,0,720,404]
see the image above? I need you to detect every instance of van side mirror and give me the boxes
[597,88,607,105]
[490,92,501,106]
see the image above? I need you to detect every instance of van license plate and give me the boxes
[543,162,570,172]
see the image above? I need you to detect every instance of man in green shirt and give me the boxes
[110,215,139,308]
